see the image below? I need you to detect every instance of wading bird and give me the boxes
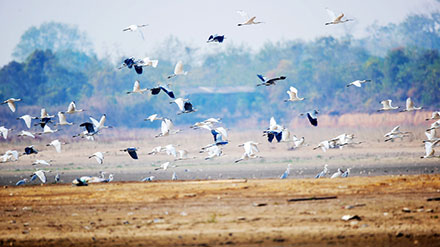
[346,79,371,87]
[426,112,440,121]
[64,101,84,114]
[421,142,440,159]
[280,164,292,179]
[1,98,21,112]
[144,114,164,122]
[155,118,180,137]
[235,141,260,163]
[315,164,328,178]
[330,168,343,179]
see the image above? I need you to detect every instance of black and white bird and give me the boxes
[171,98,196,114]
[256,74,286,86]
[89,152,105,164]
[207,34,225,43]
[149,84,175,98]
[301,110,319,127]
[263,117,283,143]
[23,145,38,155]
[121,147,138,160]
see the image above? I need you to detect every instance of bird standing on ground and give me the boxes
[280,164,292,179]
[330,168,343,179]
[315,164,329,178]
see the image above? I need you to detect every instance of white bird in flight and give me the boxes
[32,159,52,166]
[0,126,12,139]
[46,139,65,153]
[235,141,260,163]
[400,98,422,112]
[284,86,305,102]
[17,115,36,129]
[89,152,105,164]
[325,8,353,25]
[426,112,440,121]
[64,101,85,114]
[1,98,21,112]
[18,130,35,138]
[123,24,148,39]
[167,61,187,79]
[237,10,264,26]
[127,80,148,94]
[203,145,223,160]
[144,114,163,122]
[56,112,73,126]
[155,118,181,137]
[346,80,371,88]
[378,100,399,111]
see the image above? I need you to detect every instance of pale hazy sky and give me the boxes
[0,0,439,66]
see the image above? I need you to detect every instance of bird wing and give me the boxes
[245,16,257,24]
[160,86,175,99]
[174,61,184,74]
[7,101,16,112]
[390,125,400,133]
[257,74,266,82]
[174,98,185,111]
[406,98,413,110]
[51,140,61,153]
[22,115,32,128]
[269,117,277,130]
[335,13,344,22]
[98,115,106,129]
[326,8,337,21]
[128,149,138,159]
[184,102,193,111]
[352,80,362,87]
[58,112,66,124]
[35,171,47,183]
[133,80,141,91]
[67,102,75,112]
[216,127,228,139]
[307,113,318,126]
[425,130,435,140]
[425,142,434,156]
[236,10,250,21]
[89,117,99,128]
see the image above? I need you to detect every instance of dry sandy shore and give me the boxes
[1,174,440,246]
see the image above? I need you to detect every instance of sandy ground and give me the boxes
[1,175,440,246]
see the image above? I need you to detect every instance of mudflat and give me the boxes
[1,174,440,246]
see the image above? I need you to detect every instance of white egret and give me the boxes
[1,98,21,112]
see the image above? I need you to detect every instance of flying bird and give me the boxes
[346,80,371,87]
[121,147,138,159]
[155,118,181,137]
[378,100,399,111]
[32,159,52,166]
[123,24,148,39]
[207,34,225,43]
[325,8,353,25]
[18,130,35,138]
[154,161,171,170]
[127,80,148,94]
[35,125,59,135]
[16,178,27,186]
[284,86,305,102]
[46,140,65,153]
[0,126,12,139]
[400,97,422,112]
[63,101,84,114]
[31,170,47,183]
[235,141,260,163]
[421,142,440,159]
[167,61,187,79]
[300,110,319,126]
[144,114,164,122]
[171,98,196,114]
[17,115,36,129]
[313,140,330,152]
[1,98,21,112]
[256,74,286,86]
[56,112,73,126]
[23,145,38,155]
[1,150,19,163]
[426,112,440,121]
[149,84,175,98]
[203,145,223,160]
[89,152,105,164]
[237,10,264,26]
